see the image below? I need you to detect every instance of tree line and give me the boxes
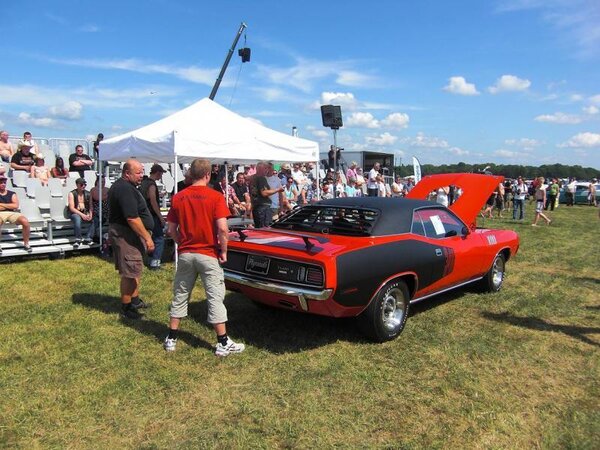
[393,162,600,180]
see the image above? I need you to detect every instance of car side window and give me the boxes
[411,211,426,236]
[416,208,465,239]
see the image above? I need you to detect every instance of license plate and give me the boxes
[245,254,270,275]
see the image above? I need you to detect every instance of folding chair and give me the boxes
[35,185,51,210]
[48,178,64,197]
[12,170,28,188]
[26,178,42,197]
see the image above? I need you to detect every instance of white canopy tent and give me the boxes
[97,97,320,253]
[100,97,319,164]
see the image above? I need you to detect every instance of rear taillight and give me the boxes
[306,267,323,285]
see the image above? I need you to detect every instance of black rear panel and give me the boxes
[334,240,448,306]
[224,250,324,288]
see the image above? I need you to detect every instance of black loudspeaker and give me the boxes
[238,47,251,63]
[320,105,343,128]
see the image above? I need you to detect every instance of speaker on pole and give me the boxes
[320,105,343,129]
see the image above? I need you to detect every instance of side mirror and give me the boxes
[461,225,470,237]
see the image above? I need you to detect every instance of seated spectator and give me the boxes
[231,172,251,218]
[376,174,387,197]
[90,175,109,241]
[304,178,320,204]
[68,178,94,247]
[215,174,244,216]
[0,175,31,253]
[321,182,334,200]
[334,173,346,198]
[345,178,359,198]
[51,156,69,182]
[0,130,14,163]
[10,140,36,172]
[68,145,94,177]
[17,131,38,156]
[282,177,299,211]
[30,154,51,186]
[391,176,404,197]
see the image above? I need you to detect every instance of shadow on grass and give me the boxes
[573,276,600,285]
[482,311,600,348]
[71,293,213,351]
[182,292,368,353]
[408,288,467,317]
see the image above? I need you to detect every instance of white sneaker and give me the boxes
[163,336,177,352]
[215,338,245,356]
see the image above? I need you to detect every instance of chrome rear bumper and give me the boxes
[224,271,333,311]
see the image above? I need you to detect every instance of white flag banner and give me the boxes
[412,156,422,184]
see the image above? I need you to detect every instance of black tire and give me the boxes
[478,253,505,292]
[357,279,410,342]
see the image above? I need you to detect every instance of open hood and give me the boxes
[406,173,503,228]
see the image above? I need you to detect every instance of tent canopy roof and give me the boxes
[100,98,319,164]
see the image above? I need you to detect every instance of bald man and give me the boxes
[108,159,155,319]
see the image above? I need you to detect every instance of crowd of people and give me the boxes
[0,130,100,251]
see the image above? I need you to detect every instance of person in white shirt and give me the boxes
[367,163,380,197]
[512,177,528,220]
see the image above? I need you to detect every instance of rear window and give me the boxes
[272,205,378,236]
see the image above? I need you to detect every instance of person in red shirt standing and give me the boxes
[163,158,245,356]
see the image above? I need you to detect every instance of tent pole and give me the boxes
[173,154,178,269]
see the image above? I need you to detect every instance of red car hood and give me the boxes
[406,173,503,229]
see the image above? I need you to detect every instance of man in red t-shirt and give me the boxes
[164,159,245,356]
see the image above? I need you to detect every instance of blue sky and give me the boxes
[1,0,599,169]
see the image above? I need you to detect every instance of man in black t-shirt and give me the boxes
[69,145,94,177]
[10,146,36,171]
[108,159,154,319]
[249,161,283,228]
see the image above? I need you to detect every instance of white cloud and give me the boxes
[583,105,599,115]
[494,149,521,158]
[48,101,83,120]
[310,129,330,139]
[488,74,531,94]
[534,112,582,124]
[45,57,219,85]
[18,112,59,128]
[589,94,600,105]
[320,92,358,109]
[443,76,480,95]
[336,71,376,87]
[496,1,600,59]
[0,119,4,127]
[347,112,379,128]
[0,83,181,109]
[79,24,99,33]
[570,94,583,102]
[401,132,449,148]
[381,112,410,129]
[365,132,397,146]
[505,138,542,150]
[258,57,375,92]
[449,147,469,156]
[558,132,600,148]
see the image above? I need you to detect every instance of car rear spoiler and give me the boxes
[235,228,329,251]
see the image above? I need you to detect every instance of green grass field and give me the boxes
[1,204,599,449]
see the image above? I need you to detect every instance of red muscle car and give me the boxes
[223,173,519,342]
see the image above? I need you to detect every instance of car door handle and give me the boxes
[435,249,443,256]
